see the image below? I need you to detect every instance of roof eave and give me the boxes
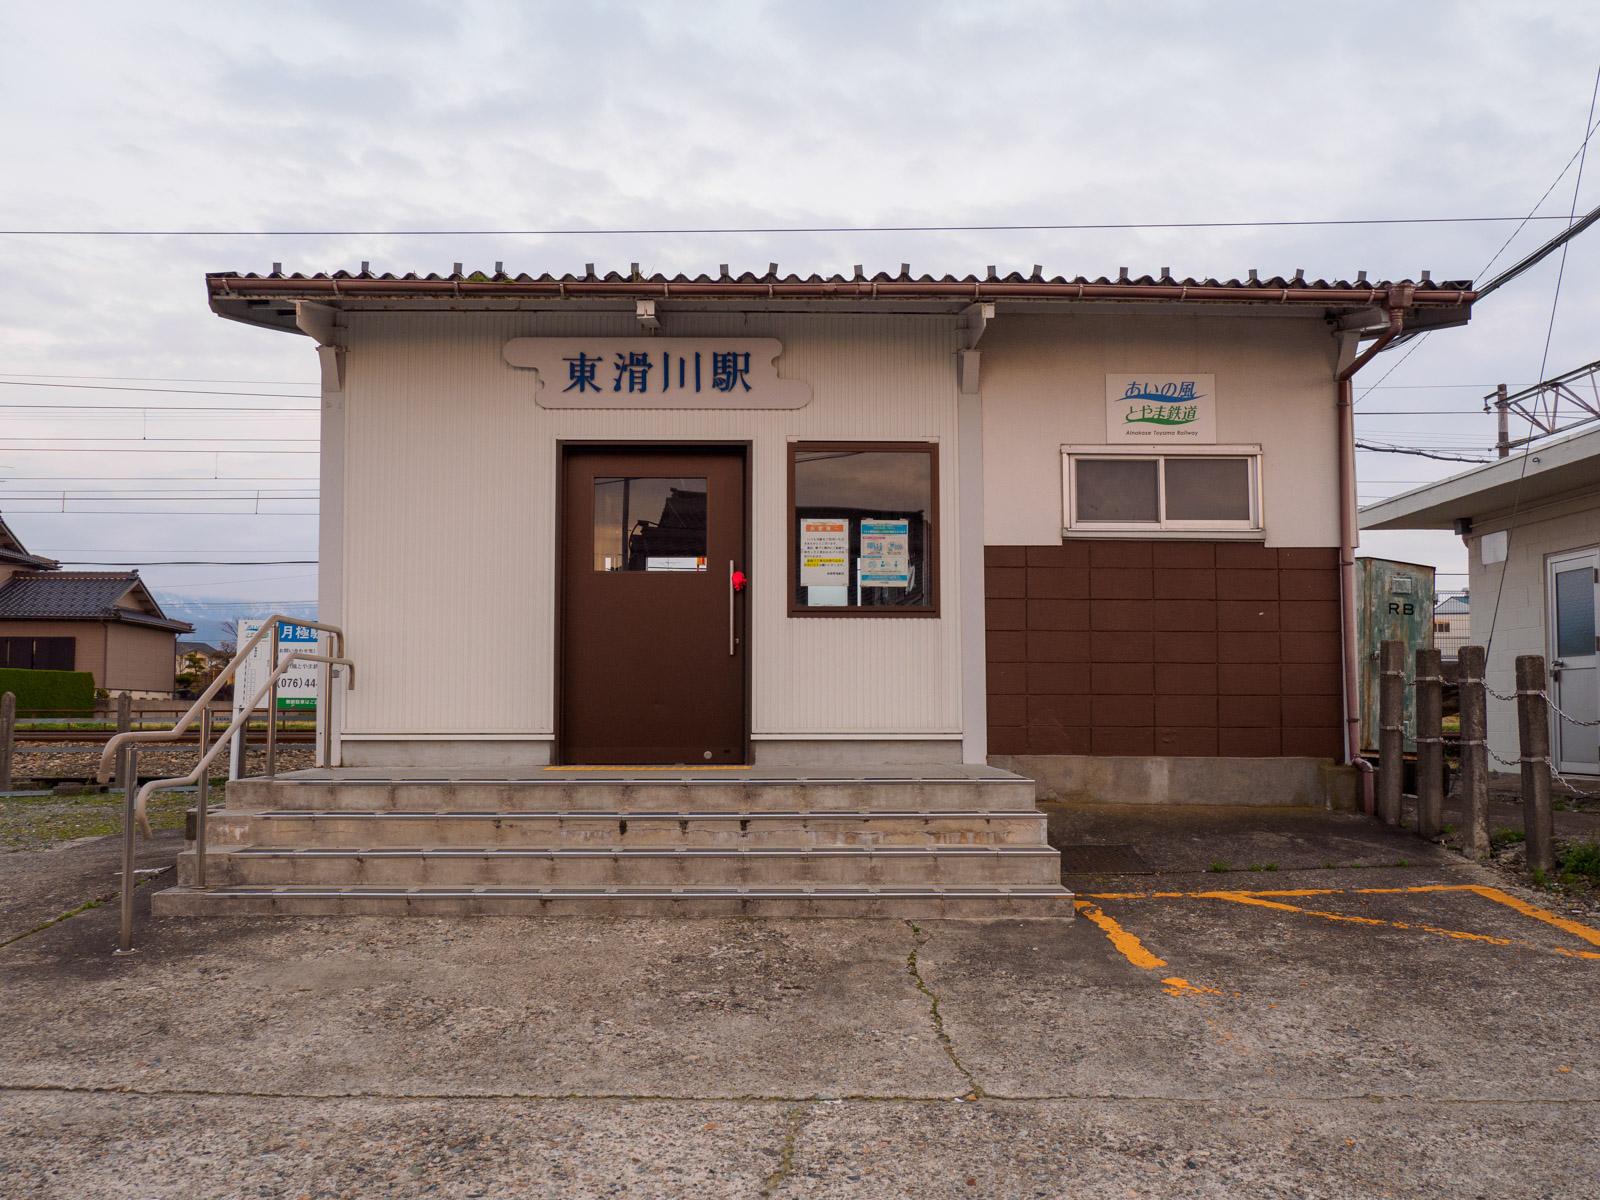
[206,273,1477,335]
[1360,426,1600,531]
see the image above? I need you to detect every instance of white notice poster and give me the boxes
[858,519,910,588]
[800,518,849,586]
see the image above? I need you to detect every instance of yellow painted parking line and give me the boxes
[1083,884,1600,961]
[1200,890,1523,947]
[1452,885,1600,949]
[1075,900,1167,969]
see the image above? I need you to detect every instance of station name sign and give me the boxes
[1105,374,1217,443]
[504,337,811,409]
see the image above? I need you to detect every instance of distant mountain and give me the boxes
[156,599,318,644]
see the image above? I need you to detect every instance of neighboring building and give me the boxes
[177,640,224,668]
[1361,424,1600,777]
[0,516,192,695]
[172,264,1474,915]
[1433,593,1469,661]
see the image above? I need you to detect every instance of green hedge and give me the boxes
[0,667,96,717]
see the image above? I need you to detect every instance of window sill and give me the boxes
[1060,528,1267,541]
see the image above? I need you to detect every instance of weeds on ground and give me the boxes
[1493,827,1526,844]
[1248,863,1280,872]
[0,789,190,850]
[1208,860,1229,873]
[1559,841,1600,888]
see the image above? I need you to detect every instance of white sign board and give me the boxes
[858,519,910,588]
[504,338,811,409]
[236,620,322,712]
[1106,374,1217,443]
[799,518,849,586]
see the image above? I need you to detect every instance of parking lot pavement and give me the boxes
[2,808,1598,1198]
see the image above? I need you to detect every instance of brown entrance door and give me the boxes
[560,446,747,764]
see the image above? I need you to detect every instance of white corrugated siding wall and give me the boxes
[340,310,965,739]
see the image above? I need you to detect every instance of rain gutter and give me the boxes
[1334,294,1408,814]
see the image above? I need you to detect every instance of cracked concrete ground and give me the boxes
[2,805,1598,1198]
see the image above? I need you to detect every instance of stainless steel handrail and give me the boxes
[96,615,348,785]
[102,618,352,955]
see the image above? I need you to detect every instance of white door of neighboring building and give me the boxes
[1547,548,1599,776]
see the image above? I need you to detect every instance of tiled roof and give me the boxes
[0,571,192,632]
[0,514,56,569]
[211,264,1473,291]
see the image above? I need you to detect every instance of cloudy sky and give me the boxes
[3,1,1599,636]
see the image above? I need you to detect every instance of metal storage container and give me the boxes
[1356,557,1436,755]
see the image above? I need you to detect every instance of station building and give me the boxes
[172,265,1476,917]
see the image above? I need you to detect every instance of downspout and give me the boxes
[1334,296,1406,814]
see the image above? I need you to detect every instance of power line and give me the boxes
[1353,441,1491,463]
[1,404,314,414]
[158,572,319,589]
[0,380,314,398]
[0,372,315,385]
[1357,109,1600,397]
[156,601,318,611]
[55,559,318,565]
[0,215,1588,237]
[0,475,319,481]
[0,447,316,455]
[1485,58,1600,661]
[0,438,318,448]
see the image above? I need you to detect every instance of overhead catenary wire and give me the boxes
[0,372,316,385]
[0,380,315,398]
[0,214,1590,237]
[1356,107,1600,402]
[1484,59,1600,662]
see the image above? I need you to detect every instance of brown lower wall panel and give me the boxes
[986,542,1343,759]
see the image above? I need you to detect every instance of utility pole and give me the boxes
[1495,383,1509,459]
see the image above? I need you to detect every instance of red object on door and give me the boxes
[731,570,747,592]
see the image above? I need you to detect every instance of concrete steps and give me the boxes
[223,775,1040,814]
[180,845,1064,888]
[152,885,1075,919]
[215,809,1049,849]
[153,767,1073,918]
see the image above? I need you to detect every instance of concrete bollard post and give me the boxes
[1378,640,1405,825]
[0,691,15,793]
[1457,645,1491,858]
[1514,655,1555,876]
[113,691,132,787]
[1415,648,1444,840]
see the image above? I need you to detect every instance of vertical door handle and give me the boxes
[728,561,737,655]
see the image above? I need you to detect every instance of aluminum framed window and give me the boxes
[1062,444,1263,533]
[787,441,939,617]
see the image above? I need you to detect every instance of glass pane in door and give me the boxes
[593,477,708,572]
[1554,567,1596,658]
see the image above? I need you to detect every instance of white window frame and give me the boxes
[1061,443,1263,535]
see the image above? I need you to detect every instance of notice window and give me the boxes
[789,443,938,615]
[1064,446,1261,533]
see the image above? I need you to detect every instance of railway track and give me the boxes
[17,730,317,746]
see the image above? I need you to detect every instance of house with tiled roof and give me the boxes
[0,517,191,695]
